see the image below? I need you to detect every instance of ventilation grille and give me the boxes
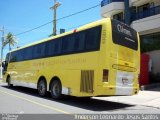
[80,70,94,93]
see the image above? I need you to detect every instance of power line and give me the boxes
[56,4,100,21]
[15,21,52,36]
[17,20,96,46]
[65,20,95,31]
[14,4,100,36]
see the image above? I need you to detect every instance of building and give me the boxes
[101,0,160,83]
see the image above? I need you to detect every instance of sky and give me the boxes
[0,0,102,59]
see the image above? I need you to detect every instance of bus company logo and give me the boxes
[117,24,132,37]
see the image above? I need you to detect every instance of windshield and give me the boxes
[5,53,9,62]
[112,19,138,50]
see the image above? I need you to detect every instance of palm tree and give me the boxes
[4,32,17,51]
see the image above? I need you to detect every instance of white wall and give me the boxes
[131,14,160,35]
[101,2,124,17]
[152,0,160,6]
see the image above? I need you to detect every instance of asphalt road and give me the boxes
[0,81,160,115]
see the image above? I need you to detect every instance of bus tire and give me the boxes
[50,80,62,99]
[7,76,13,88]
[37,79,47,97]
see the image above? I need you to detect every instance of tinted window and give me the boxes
[9,25,102,62]
[5,53,9,62]
[112,19,138,50]
[28,46,33,60]
[17,50,24,61]
[33,43,46,59]
[85,26,101,50]
[62,35,77,54]
[10,52,17,62]
[46,40,54,56]
[67,35,76,53]
[75,32,86,52]
[46,38,61,56]
[62,36,69,53]
[23,47,33,60]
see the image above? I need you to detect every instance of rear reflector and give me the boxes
[103,69,109,82]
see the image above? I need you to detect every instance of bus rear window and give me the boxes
[111,19,138,50]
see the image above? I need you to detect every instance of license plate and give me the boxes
[122,77,129,85]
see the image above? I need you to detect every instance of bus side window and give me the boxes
[33,45,38,59]
[74,32,85,52]
[54,38,61,55]
[23,47,29,60]
[46,38,62,57]
[26,46,33,60]
[85,26,101,51]
[62,36,69,54]
[67,35,75,53]
[10,52,17,62]
[5,53,9,62]
[17,49,24,61]
[35,43,46,58]
[62,34,77,54]
[46,40,54,57]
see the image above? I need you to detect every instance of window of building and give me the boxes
[141,32,160,53]
[137,3,150,19]
[113,12,124,22]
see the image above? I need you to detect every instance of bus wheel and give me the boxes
[7,76,13,88]
[37,79,47,97]
[50,80,62,99]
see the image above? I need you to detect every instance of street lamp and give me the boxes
[50,0,62,36]
[0,27,4,80]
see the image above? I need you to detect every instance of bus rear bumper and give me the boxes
[95,86,139,96]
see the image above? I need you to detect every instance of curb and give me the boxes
[140,83,160,91]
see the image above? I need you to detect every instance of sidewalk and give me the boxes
[140,83,160,90]
[94,88,160,109]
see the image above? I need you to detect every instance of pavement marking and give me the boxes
[0,90,71,114]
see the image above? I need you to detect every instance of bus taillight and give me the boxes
[103,69,109,82]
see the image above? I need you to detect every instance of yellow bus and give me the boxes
[2,18,140,99]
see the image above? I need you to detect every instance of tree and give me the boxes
[4,32,17,51]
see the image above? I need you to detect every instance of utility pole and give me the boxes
[0,27,4,80]
[50,0,61,36]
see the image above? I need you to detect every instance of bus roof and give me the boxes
[10,18,111,53]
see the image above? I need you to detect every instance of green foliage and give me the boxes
[4,32,17,51]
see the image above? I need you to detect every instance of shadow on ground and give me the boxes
[2,85,134,112]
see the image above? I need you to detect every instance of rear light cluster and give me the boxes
[103,69,109,82]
